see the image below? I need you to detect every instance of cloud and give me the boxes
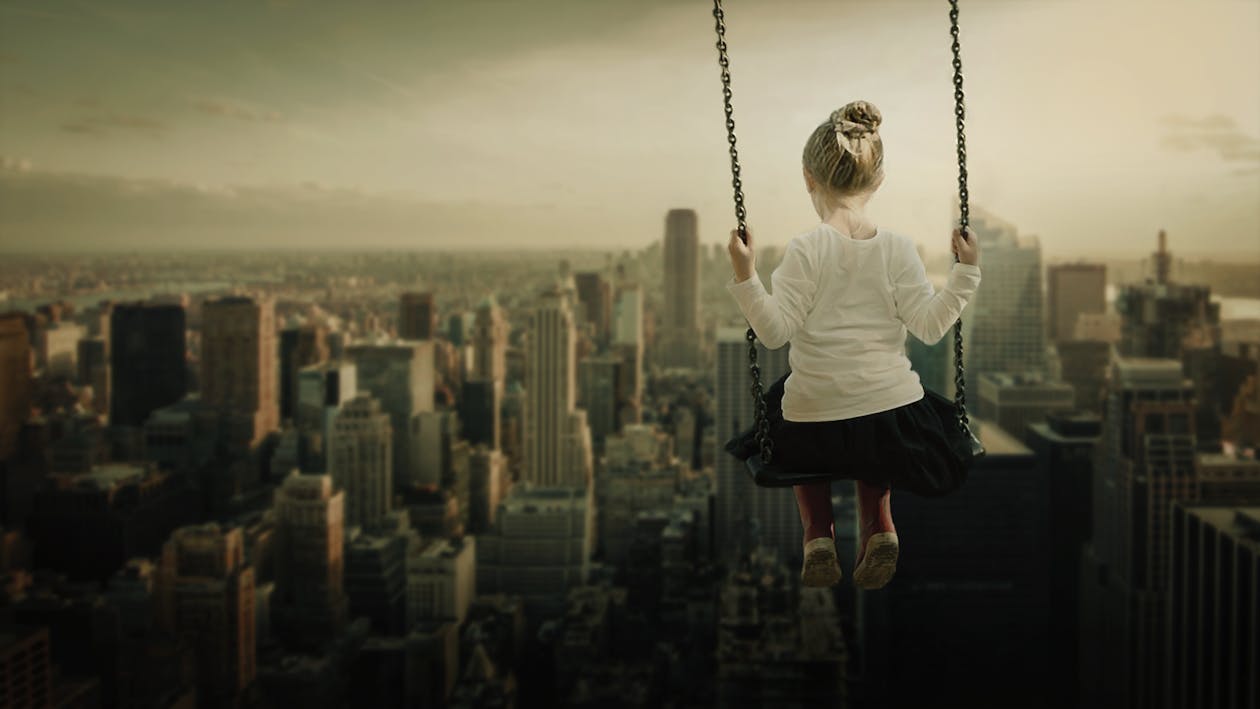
[0,166,604,252]
[189,97,284,124]
[60,111,167,138]
[1159,113,1260,164]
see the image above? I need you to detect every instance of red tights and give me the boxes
[794,479,895,545]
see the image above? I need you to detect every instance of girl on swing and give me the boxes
[724,100,981,590]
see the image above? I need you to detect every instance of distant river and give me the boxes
[1,281,232,313]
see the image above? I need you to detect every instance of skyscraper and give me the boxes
[574,271,612,349]
[524,286,592,487]
[109,303,187,428]
[279,324,329,422]
[1167,503,1260,709]
[271,471,348,649]
[1080,356,1197,709]
[714,327,794,565]
[471,295,508,384]
[1114,230,1223,447]
[1047,262,1107,344]
[156,522,255,707]
[0,313,32,459]
[347,340,436,486]
[329,395,393,529]
[399,291,438,340]
[659,208,701,369]
[612,281,644,426]
[962,207,1046,380]
[201,295,279,446]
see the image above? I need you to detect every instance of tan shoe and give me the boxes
[853,531,899,590]
[801,536,842,587]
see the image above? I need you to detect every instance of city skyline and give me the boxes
[0,0,1257,258]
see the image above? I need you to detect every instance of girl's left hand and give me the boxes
[728,227,756,283]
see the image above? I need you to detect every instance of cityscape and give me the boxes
[2,1,1259,708]
[1,208,1258,708]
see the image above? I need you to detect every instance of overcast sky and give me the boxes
[0,0,1257,259]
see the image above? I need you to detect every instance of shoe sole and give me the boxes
[853,532,899,590]
[801,543,842,587]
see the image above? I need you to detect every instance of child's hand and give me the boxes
[952,226,980,266]
[728,227,756,282]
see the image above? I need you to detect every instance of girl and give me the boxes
[723,100,981,590]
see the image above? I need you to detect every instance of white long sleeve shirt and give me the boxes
[725,222,981,422]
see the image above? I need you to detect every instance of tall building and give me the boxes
[714,327,795,565]
[524,286,592,487]
[295,359,357,472]
[109,303,187,428]
[471,295,508,384]
[1167,502,1260,709]
[612,281,645,425]
[659,208,701,369]
[961,207,1046,381]
[1047,262,1107,344]
[407,535,476,626]
[157,522,255,707]
[476,484,594,619]
[574,272,612,349]
[76,336,109,415]
[1026,411,1103,709]
[459,379,499,450]
[345,527,410,635]
[329,395,393,529]
[577,354,621,455]
[279,324,329,422]
[346,340,436,487]
[37,321,84,379]
[467,444,506,534]
[0,313,32,459]
[1114,230,1223,447]
[0,626,52,709]
[201,295,279,446]
[1052,339,1113,414]
[271,471,348,649]
[975,371,1077,441]
[399,292,438,340]
[859,419,1048,708]
[1079,356,1197,709]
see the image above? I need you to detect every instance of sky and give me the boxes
[0,0,1257,259]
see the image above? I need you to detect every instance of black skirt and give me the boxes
[723,370,969,497]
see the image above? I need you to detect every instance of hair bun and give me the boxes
[832,100,882,137]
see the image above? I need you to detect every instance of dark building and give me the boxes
[0,625,52,709]
[279,324,329,421]
[459,378,499,449]
[344,532,408,635]
[1167,503,1260,709]
[1026,411,1102,709]
[1114,230,1222,448]
[1079,356,1197,709]
[859,418,1050,708]
[109,303,187,428]
[399,292,438,340]
[574,272,612,349]
[0,312,34,460]
[25,463,199,582]
[1054,338,1113,414]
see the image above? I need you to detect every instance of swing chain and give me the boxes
[713,0,773,465]
[949,0,973,434]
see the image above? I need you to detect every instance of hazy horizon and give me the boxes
[1,0,1258,259]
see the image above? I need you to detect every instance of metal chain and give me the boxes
[713,0,773,465]
[949,0,973,434]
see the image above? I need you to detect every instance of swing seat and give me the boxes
[727,372,985,495]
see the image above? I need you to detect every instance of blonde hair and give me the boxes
[802,100,884,197]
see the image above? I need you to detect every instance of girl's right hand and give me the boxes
[952,226,979,266]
